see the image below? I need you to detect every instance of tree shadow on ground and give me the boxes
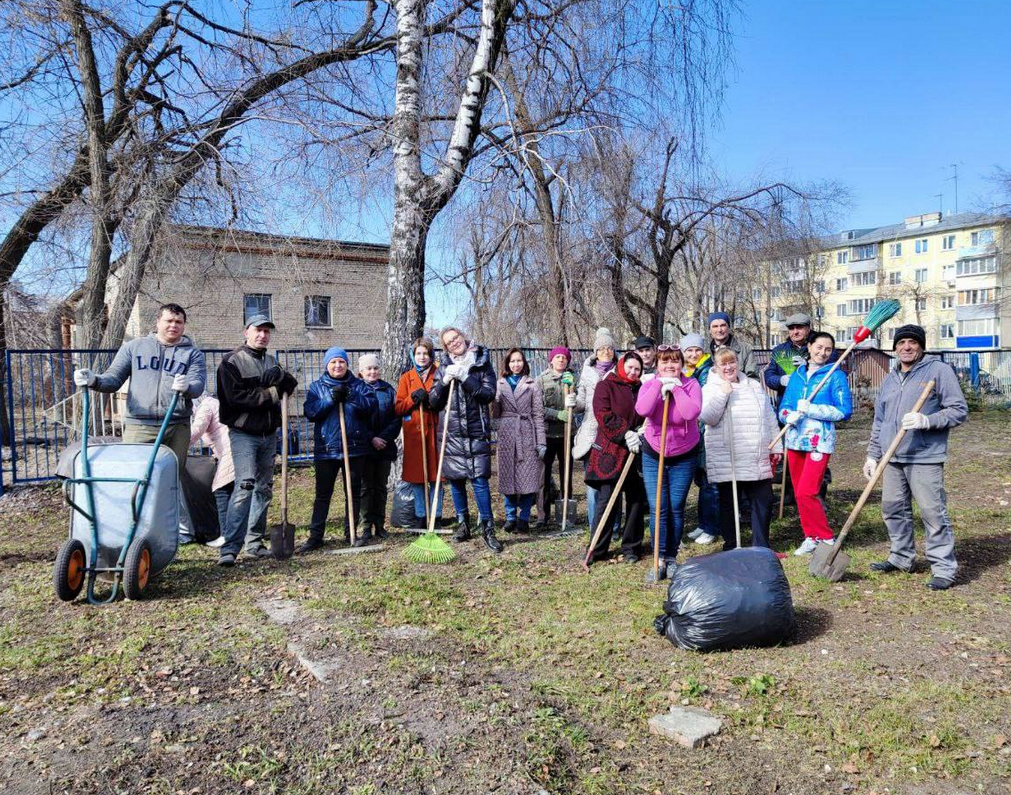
[150,556,296,601]
[955,531,1011,586]
[791,606,833,645]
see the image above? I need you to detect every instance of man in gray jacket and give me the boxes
[863,324,967,590]
[707,311,757,378]
[74,303,205,471]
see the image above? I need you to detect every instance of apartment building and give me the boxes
[764,211,1008,349]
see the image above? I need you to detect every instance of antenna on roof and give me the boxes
[934,193,943,216]
[945,164,960,213]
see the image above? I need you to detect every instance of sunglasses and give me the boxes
[657,344,681,352]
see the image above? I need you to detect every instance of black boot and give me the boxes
[295,537,324,555]
[516,519,530,533]
[482,520,504,553]
[353,528,375,547]
[374,524,389,540]
[452,513,472,542]
[502,519,518,533]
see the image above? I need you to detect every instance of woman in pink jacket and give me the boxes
[634,344,702,581]
[189,394,235,546]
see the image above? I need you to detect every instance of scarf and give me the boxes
[594,358,614,378]
[506,374,522,391]
[449,343,478,372]
[615,352,642,385]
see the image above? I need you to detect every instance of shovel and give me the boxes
[270,396,295,560]
[558,384,575,531]
[810,379,935,581]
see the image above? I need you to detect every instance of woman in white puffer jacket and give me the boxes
[700,347,783,551]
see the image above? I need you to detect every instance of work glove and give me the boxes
[411,388,429,406]
[278,373,298,396]
[792,355,806,369]
[536,445,547,460]
[74,368,96,387]
[784,411,803,426]
[260,365,284,387]
[624,430,642,454]
[901,412,930,430]
[564,392,577,408]
[797,399,810,414]
[442,364,466,384]
[660,378,681,398]
[171,373,188,392]
[556,409,569,423]
[862,457,877,481]
[560,372,575,387]
[779,373,790,387]
[330,384,349,403]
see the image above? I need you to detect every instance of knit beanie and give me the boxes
[324,346,349,366]
[357,353,380,372]
[548,346,571,363]
[679,332,705,351]
[707,311,731,326]
[892,324,926,350]
[593,327,616,351]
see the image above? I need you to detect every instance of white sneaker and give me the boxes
[205,536,225,548]
[694,532,718,545]
[688,527,705,540]
[820,537,835,546]
[793,537,819,556]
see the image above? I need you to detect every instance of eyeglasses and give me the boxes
[657,344,680,352]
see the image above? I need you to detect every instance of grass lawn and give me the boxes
[1,411,1009,795]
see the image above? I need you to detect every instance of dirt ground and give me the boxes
[1,411,1009,795]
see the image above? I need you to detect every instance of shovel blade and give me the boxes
[554,499,578,523]
[270,522,294,560]
[809,543,850,582]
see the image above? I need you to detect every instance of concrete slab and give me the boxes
[648,706,723,748]
[326,543,387,556]
[256,598,302,626]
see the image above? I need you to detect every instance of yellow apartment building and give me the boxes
[764,211,1008,350]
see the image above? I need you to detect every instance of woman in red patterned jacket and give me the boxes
[584,351,646,566]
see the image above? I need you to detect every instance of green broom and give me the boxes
[403,381,457,564]
[772,349,799,376]
[769,299,901,450]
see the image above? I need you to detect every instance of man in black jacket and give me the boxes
[215,315,297,565]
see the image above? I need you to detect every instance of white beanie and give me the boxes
[593,327,616,351]
[357,353,380,372]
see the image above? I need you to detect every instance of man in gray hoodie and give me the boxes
[74,303,206,472]
[863,324,967,590]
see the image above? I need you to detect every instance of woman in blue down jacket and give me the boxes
[297,347,378,552]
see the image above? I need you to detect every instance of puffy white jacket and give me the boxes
[700,372,782,483]
[572,355,616,460]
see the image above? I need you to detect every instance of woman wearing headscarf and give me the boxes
[585,351,646,565]
[699,347,782,551]
[535,345,576,527]
[572,327,619,533]
[493,348,547,533]
[297,347,378,553]
[635,344,702,581]
[778,331,852,556]
[394,337,443,526]
[357,353,400,540]
[427,326,501,552]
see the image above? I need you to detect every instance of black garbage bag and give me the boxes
[390,480,421,528]
[181,455,220,543]
[654,547,795,652]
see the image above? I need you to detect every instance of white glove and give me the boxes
[862,457,877,481]
[442,364,464,384]
[797,399,810,414]
[780,373,790,387]
[660,378,681,398]
[792,355,806,368]
[564,393,577,408]
[171,373,188,392]
[74,368,96,387]
[784,411,803,426]
[624,430,642,453]
[901,412,930,430]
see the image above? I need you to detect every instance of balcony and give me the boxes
[957,243,998,259]
[847,257,880,275]
[955,304,999,321]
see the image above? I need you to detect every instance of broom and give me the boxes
[772,351,798,520]
[769,299,901,450]
[403,380,456,564]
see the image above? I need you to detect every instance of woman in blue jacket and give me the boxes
[779,331,853,556]
[357,353,400,540]
[297,347,378,552]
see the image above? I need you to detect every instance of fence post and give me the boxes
[969,352,981,395]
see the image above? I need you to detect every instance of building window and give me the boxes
[887,328,896,341]
[784,279,806,293]
[958,288,999,306]
[849,298,876,315]
[941,295,954,310]
[304,295,332,328]
[970,229,995,246]
[942,234,955,250]
[956,256,998,276]
[770,286,781,298]
[852,271,876,287]
[836,277,848,291]
[243,294,272,324]
[838,327,859,343]
[815,306,824,319]
[915,238,928,254]
[837,303,848,317]
[940,323,954,339]
[854,244,877,261]
[836,251,849,265]
[752,287,761,300]
[889,271,902,285]
[958,318,998,337]
[888,243,902,257]
[915,297,927,312]
[914,268,928,283]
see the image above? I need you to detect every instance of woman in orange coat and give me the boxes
[395,337,444,525]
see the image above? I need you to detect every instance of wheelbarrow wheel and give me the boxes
[54,538,86,602]
[123,539,152,601]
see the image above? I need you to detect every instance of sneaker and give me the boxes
[245,547,273,559]
[205,536,225,549]
[179,536,195,546]
[694,532,718,545]
[926,577,954,591]
[687,527,705,541]
[665,560,679,579]
[624,553,640,564]
[217,553,236,567]
[820,537,835,546]
[793,538,819,556]
[870,560,902,573]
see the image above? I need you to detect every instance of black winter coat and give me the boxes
[365,379,400,462]
[428,345,496,480]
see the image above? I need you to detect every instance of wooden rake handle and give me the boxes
[825,379,935,566]
[584,451,637,570]
[652,393,670,581]
[419,403,431,529]
[280,395,289,524]
[561,384,573,529]
[428,380,455,534]
[338,405,356,544]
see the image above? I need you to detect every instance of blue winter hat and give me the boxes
[707,311,731,326]
[323,347,349,369]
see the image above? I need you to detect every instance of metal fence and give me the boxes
[3,345,1009,490]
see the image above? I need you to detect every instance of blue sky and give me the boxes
[711,0,1011,229]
